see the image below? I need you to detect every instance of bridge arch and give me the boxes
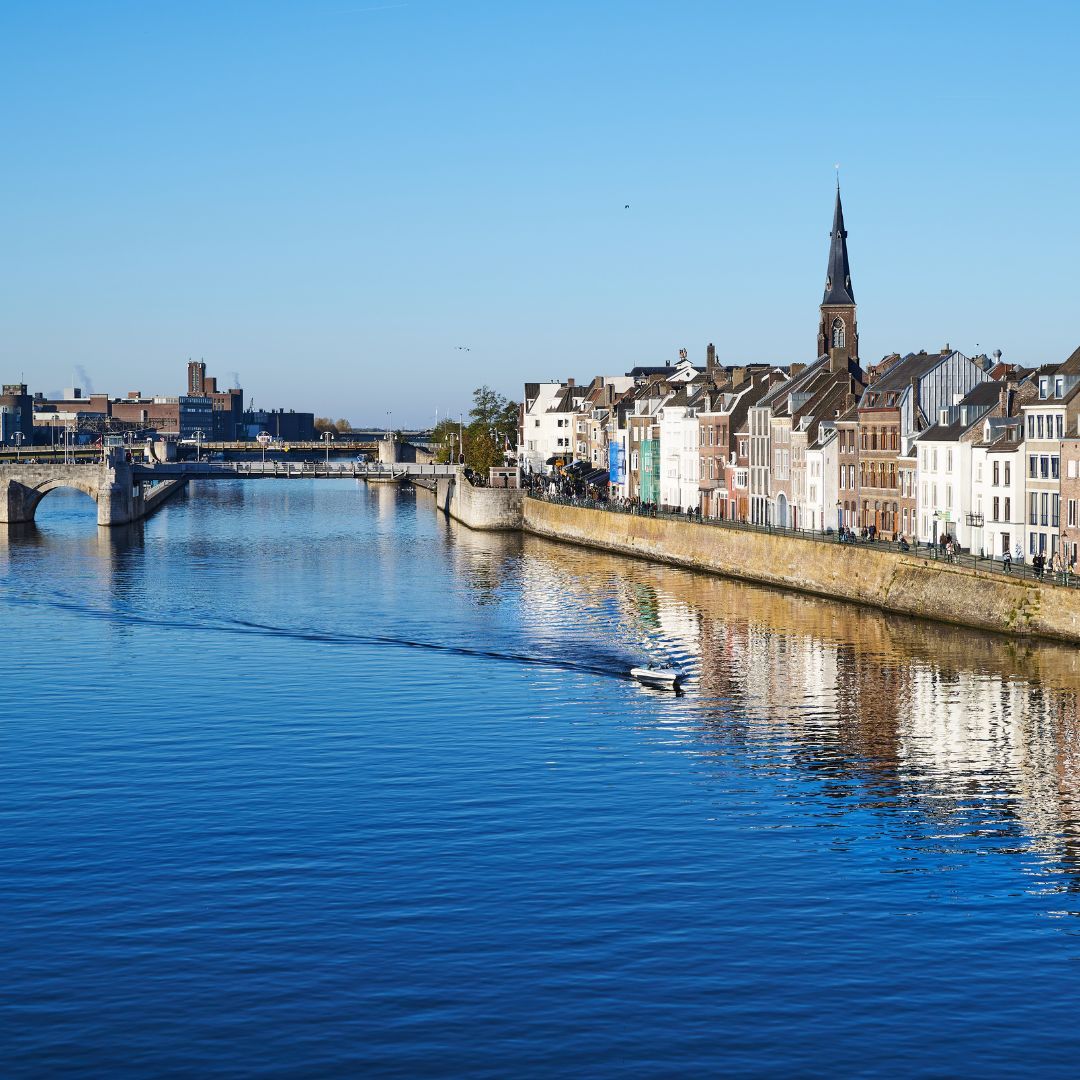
[27,478,103,522]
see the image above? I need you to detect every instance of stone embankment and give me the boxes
[521,498,1080,644]
[430,472,524,530]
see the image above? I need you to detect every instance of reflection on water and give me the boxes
[5,482,1080,1076]
[448,514,1080,899]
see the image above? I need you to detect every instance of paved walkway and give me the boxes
[528,493,1080,591]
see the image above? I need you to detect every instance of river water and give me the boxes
[4,480,1080,1077]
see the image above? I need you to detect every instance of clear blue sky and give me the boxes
[3,0,1078,425]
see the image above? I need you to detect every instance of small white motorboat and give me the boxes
[630,665,682,689]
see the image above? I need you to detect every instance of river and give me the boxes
[3,479,1080,1077]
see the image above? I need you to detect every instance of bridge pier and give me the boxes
[0,451,186,527]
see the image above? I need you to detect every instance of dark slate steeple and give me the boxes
[822,183,854,306]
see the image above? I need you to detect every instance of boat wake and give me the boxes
[4,586,632,681]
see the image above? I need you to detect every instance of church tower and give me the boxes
[817,184,858,371]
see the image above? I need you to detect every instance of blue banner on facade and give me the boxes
[609,443,625,484]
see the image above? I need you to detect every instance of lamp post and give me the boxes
[13,431,24,462]
[193,428,204,463]
[321,429,335,469]
[386,411,393,441]
[933,510,940,551]
[836,498,842,536]
[257,431,272,468]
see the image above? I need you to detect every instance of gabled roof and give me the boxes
[917,420,966,443]
[958,380,1003,408]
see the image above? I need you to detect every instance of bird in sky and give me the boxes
[624,204,630,209]
[455,346,470,352]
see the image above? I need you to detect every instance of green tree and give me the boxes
[467,385,519,460]
[431,418,461,463]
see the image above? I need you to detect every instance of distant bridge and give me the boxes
[0,456,460,527]
[133,461,458,480]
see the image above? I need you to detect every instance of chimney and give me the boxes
[790,363,806,378]
[128,391,141,399]
[731,366,747,388]
[706,342,716,379]
[566,378,575,387]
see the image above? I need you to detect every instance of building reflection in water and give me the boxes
[502,530,1080,891]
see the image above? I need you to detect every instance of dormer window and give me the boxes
[831,318,846,349]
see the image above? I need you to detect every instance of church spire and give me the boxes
[822,183,855,306]
[818,182,858,367]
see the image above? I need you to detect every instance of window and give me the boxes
[993,497,1000,521]
[1041,491,1049,527]
[1052,494,1060,528]
[993,461,1000,486]
[1004,462,1011,485]
[946,449,953,473]
[1037,415,1045,439]
[932,448,938,471]
[1040,455,1050,479]
[832,318,845,348]
[1069,499,1078,528]
[1030,455,1038,478]
[1004,497,1011,521]
[1052,456,1060,479]
[1057,415,1064,439]
[1029,492,1038,525]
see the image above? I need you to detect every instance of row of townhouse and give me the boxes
[515,185,1080,562]
[518,339,1080,563]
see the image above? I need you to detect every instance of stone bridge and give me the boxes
[0,451,187,527]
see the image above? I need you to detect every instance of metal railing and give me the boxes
[526,492,1080,590]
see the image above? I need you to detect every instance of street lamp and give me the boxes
[386,412,393,442]
[836,498,842,535]
[193,428,204,463]
[257,430,272,467]
[321,429,335,468]
[13,431,24,461]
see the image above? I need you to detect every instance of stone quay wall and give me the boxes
[522,498,1080,644]
[432,472,524,531]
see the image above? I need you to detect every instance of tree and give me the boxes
[335,418,352,434]
[467,385,519,460]
[431,418,460,463]
[314,417,335,432]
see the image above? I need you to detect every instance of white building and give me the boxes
[970,416,1025,561]
[803,421,839,533]
[657,387,701,511]
[518,380,586,474]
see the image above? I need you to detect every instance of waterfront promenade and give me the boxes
[517,492,1080,644]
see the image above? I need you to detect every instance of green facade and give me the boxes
[640,439,661,503]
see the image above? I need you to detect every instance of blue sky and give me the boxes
[3,0,1078,425]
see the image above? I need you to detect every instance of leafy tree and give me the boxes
[467,385,519,463]
[335,418,352,434]
[314,417,335,432]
